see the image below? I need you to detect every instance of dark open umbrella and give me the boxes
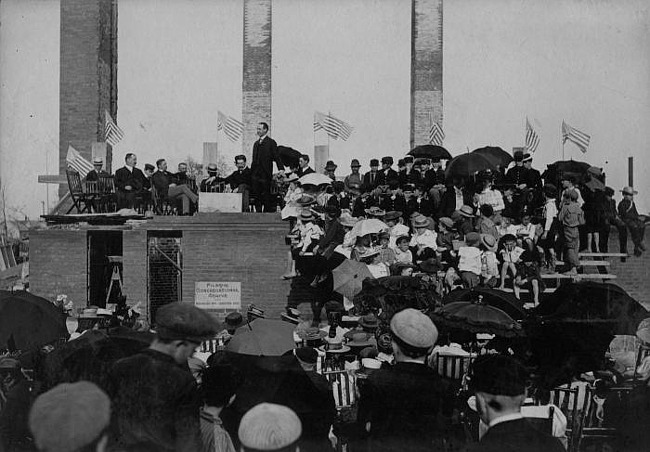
[471,146,513,168]
[278,146,302,168]
[353,276,439,321]
[431,298,524,337]
[41,329,152,390]
[534,281,649,335]
[443,287,527,321]
[541,160,592,186]
[0,291,68,351]
[226,319,296,356]
[445,153,497,179]
[408,145,452,161]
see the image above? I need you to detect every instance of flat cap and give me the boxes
[390,308,438,349]
[438,217,455,230]
[155,302,219,343]
[238,403,302,450]
[29,382,111,452]
[469,354,528,396]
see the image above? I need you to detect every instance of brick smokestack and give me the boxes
[59,0,117,196]
[410,0,443,149]
[242,0,272,158]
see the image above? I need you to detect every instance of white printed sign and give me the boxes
[195,282,241,309]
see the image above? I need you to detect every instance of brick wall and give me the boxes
[122,230,147,309]
[148,235,182,320]
[59,0,117,195]
[29,229,87,311]
[181,216,290,322]
[410,0,443,148]
[607,230,650,309]
[242,0,272,157]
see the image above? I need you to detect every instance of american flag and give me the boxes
[562,120,590,153]
[66,145,94,175]
[525,117,540,153]
[313,111,353,141]
[217,111,244,142]
[104,110,124,147]
[428,111,445,146]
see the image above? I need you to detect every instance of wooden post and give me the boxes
[628,156,634,188]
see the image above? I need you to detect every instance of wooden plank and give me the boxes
[579,252,627,257]
[38,174,68,184]
[502,288,557,294]
[578,261,611,266]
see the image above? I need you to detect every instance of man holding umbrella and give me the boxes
[108,303,219,452]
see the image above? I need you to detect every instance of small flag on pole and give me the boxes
[525,117,540,153]
[428,111,445,146]
[314,111,354,141]
[217,111,244,142]
[104,110,124,147]
[562,120,590,153]
[66,145,94,175]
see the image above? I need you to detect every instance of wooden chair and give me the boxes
[550,384,592,452]
[97,175,117,212]
[432,354,474,382]
[151,184,176,215]
[578,386,633,449]
[633,342,650,382]
[65,169,96,213]
[522,405,555,436]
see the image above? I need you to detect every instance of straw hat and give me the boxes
[364,206,386,217]
[412,215,431,229]
[356,246,380,259]
[621,186,638,196]
[459,205,475,218]
[480,234,498,252]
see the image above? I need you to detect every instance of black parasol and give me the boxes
[408,145,452,161]
[471,146,513,168]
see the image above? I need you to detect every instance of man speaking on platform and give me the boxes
[251,122,284,212]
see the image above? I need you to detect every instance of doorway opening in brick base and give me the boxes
[148,231,183,321]
[87,231,123,308]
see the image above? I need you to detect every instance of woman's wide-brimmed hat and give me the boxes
[356,246,380,259]
[319,338,351,354]
[364,206,386,217]
[324,160,338,171]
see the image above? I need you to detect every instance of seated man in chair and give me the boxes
[152,158,199,215]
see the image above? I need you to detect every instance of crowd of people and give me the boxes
[280,149,646,309]
[2,301,649,452]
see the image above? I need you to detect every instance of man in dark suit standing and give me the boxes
[464,355,564,452]
[114,153,146,209]
[250,122,284,212]
[357,309,454,452]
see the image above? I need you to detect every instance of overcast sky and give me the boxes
[1,0,649,220]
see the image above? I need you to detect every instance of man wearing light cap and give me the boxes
[238,403,302,452]
[86,157,110,182]
[465,355,564,452]
[108,302,219,452]
[29,381,111,452]
[200,163,225,192]
[357,308,453,451]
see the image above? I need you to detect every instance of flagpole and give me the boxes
[560,125,565,160]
